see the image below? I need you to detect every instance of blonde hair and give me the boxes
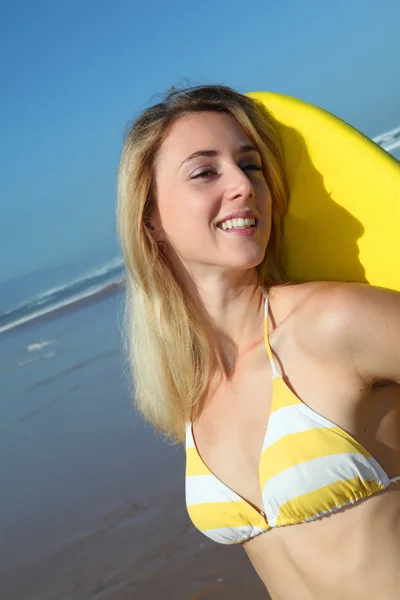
[117,85,289,441]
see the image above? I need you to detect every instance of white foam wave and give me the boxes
[35,256,124,301]
[373,125,400,143]
[17,357,40,367]
[17,351,56,367]
[373,126,400,153]
[382,141,400,153]
[0,257,124,320]
[0,277,124,335]
[27,340,54,352]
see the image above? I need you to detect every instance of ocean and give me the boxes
[0,256,125,334]
[0,262,267,600]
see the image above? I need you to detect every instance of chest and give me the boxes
[192,349,273,509]
[192,335,368,511]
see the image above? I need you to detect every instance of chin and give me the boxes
[222,253,265,272]
[232,247,266,267]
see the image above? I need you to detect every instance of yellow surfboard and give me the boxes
[247,92,400,291]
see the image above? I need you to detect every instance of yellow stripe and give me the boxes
[270,379,302,413]
[186,447,212,476]
[187,500,269,531]
[276,476,384,526]
[259,426,371,482]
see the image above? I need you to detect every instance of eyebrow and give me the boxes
[179,143,260,169]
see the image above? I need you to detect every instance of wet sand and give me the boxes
[0,288,269,599]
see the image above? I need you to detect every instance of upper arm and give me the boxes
[303,282,400,386]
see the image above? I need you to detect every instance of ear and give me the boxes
[147,203,165,242]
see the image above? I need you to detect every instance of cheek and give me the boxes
[154,166,220,239]
[157,191,206,248]
[155,176,184,226]
[257,180,272,210]
[153,164,182,223]
[162,187,216,225]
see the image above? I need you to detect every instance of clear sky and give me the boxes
[1,0,399,283]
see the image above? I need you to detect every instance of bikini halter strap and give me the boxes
[264,293,281,380]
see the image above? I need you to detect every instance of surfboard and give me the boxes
[248,92,400,291]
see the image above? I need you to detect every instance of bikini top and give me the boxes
[185,294,400,545]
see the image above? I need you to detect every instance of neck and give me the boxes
[178,263,267,379]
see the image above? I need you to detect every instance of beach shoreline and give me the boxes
[0,279,124,337]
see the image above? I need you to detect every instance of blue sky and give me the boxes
[1,0,399,283]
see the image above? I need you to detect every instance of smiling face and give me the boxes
[153,111,272,279]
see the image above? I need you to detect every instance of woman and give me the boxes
[117,85,400,599]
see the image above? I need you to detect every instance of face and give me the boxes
[153,111,272,278]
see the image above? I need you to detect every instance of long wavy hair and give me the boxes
[117,85,289,441]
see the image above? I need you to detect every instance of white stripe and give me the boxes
[262,453,386,527]
[201,524,267,544]
[369,456,391,485]
[263,401,391,485]
[270,358,281,379]
[186,473,244,506]
[262,404,327,451]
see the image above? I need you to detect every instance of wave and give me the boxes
[0,257,125,335]
[34,257,124,303]
[27,340,54,352]
[17,351,56,368]
[373,126,400,153]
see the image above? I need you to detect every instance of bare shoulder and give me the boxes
[279,281,400,384]
[299,281,400,331]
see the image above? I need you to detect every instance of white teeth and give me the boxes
[220,217,256,230]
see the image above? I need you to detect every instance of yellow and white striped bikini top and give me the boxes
[185,294,400,545]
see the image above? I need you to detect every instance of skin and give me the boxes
[153,111,272,371]
[153,111,400,599]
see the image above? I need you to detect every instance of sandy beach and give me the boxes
[0,286,270,599]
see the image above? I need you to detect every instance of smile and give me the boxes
[219,217,256,231]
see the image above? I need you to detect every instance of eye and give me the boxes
[242,164,263,173]
[191,169,217,179]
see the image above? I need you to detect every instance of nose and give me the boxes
[225,164,255,202]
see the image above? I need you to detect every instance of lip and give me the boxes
[216,209,258,227]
